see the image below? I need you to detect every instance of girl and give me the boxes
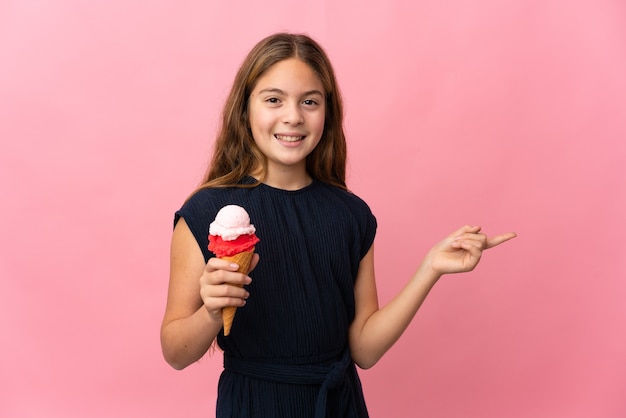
[160,33,516,417]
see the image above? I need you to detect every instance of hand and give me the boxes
[425,225,516,275]
[199,254,260,320]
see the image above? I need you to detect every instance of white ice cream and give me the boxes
[209,205,256,241]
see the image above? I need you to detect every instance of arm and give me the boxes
[348,225,516,369]
[160,219,254,370]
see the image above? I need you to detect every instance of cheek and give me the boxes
[252,105,276,124]
[314,113,326,134]
[248,109,269,134]
[249,116,279,147]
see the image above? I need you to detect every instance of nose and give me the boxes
[282,102,304,125]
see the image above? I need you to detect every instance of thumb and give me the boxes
[249,253,260,272]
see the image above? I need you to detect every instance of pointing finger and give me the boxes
[486,232,517,249]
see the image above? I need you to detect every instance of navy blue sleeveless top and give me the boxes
[175,177,377,417]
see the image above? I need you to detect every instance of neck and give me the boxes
[250,167,312,191]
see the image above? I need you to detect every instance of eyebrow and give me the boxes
[258,88,324,97]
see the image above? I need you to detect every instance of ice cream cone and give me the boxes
[221,249,255,335]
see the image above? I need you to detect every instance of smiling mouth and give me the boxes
[275,134,305,142]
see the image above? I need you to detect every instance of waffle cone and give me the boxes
[220,249,255,336]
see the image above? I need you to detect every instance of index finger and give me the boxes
[486,232,517,249]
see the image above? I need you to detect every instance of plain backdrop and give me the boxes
[1,1,625,417]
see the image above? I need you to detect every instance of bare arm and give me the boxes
[160,219,255,370]
[349,225,516,369]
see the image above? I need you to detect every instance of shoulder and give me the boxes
[175,188,222,225]
[313,182,377,240]
[313,182,377,258]
[316,182,375,218]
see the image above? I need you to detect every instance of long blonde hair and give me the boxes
[196,33,347,192]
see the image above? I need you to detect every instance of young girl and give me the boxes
[160,33,516,417]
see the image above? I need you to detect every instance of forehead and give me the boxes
[253,58,324,94]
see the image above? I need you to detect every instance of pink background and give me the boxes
[2,1,625,417]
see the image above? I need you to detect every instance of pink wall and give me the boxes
[1,1,625,417]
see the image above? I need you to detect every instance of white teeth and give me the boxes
[275,135,304,142]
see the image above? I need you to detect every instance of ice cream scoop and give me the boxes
[208,205,260,335]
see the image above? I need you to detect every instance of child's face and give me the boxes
[248,58,325,176]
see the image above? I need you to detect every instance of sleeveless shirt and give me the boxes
[175,177,377,417]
